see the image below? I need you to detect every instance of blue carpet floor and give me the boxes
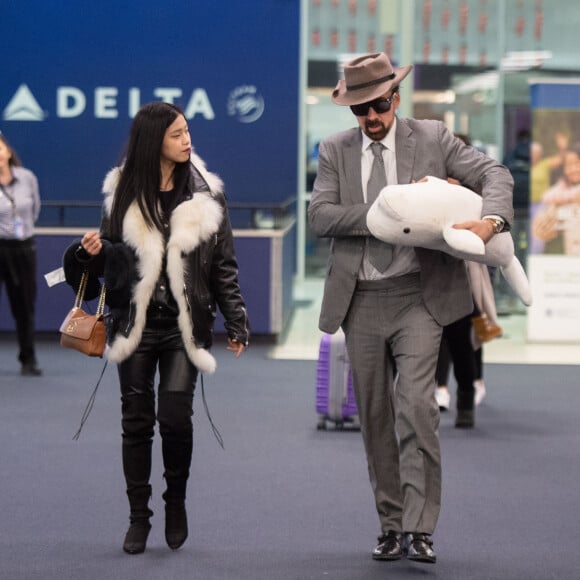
[0,334,578,580]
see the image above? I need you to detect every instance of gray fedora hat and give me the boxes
[332,52,413,106]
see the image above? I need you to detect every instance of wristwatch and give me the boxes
[483,217,504,234]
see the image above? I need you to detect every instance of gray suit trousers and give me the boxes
[342,274,443,535]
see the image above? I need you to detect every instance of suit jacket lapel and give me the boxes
[395,119,415,184]
[343,129,363,204]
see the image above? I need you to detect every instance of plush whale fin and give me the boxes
[442,226,485,255]
[500,258,533,306]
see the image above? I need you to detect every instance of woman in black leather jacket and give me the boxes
[63,102,249,555]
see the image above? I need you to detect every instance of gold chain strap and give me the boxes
[74,270,106,315]
[74,271,88,309]
[96,283,106,316]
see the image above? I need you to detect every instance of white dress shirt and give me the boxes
[360,119,420,280]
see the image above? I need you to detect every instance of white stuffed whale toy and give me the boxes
[366,176,532,306]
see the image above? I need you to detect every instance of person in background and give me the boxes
[532,141,580,255]
[0,133,42,376]
[529,131,570,254]
[503,129,531,211]
[468,261,503,399]
[436,261,503,419]
[63,102,249,555]
[309,52,513,565]
[435,134,503,425]
[530,131,570,205]
[503,129,532,275]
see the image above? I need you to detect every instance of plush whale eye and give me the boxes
[403,227,411,234]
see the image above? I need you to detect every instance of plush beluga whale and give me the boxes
[366,176,532,306]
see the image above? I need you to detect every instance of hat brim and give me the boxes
[332,65,413,106]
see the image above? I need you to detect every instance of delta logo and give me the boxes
[2,84,265,123]
[2,85,46,121]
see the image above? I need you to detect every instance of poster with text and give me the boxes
[528,79,580,341]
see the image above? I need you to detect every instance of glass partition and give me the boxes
[301,0,580,317]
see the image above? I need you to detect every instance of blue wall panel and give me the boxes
[0,1,300,207]
[0,2,300,340]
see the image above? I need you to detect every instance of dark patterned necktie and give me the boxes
[367,142,393,272]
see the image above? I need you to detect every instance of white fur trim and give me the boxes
[102,167,121,216]
[101,162,223,373]
[165,194,223,374]
[168,193,223,253]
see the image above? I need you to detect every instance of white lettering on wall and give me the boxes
[129,88,141,118]
[7,85,221,120]
[184,89,215,120]
[95,87,119,118]
[57,87,86,118]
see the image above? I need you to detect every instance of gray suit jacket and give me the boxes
[308,118,514,332]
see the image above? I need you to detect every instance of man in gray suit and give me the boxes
[308,52,513,564]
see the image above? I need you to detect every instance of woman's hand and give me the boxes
[227,338,245,358]
[81,231,103,256]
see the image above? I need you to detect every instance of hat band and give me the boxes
[346,72,396,92]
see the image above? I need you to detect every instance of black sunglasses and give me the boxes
[350,95,396,116]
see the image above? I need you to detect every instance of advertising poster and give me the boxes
[527,79,580,341]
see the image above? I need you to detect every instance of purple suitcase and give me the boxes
[316,330,360,430]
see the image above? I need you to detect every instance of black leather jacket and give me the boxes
[63,160,249,363]
[102,192,249,349]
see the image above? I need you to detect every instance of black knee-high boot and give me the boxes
[121,395,155,554]
[123,485,153,554]
[158,389,194,550]
[161,436,192,550]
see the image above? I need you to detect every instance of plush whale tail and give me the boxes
[500,257,533,306]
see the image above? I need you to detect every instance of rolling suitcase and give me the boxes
[315,329,360,430]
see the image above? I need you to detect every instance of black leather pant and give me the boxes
[117,323,197,509]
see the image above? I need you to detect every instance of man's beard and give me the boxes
[364,118,393,141]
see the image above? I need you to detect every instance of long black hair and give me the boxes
[109,101,190,240]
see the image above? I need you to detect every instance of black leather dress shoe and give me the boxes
[404,533,436,564]
[21,363,42,377]
[455,409,474,429]
[372,531,404,561]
